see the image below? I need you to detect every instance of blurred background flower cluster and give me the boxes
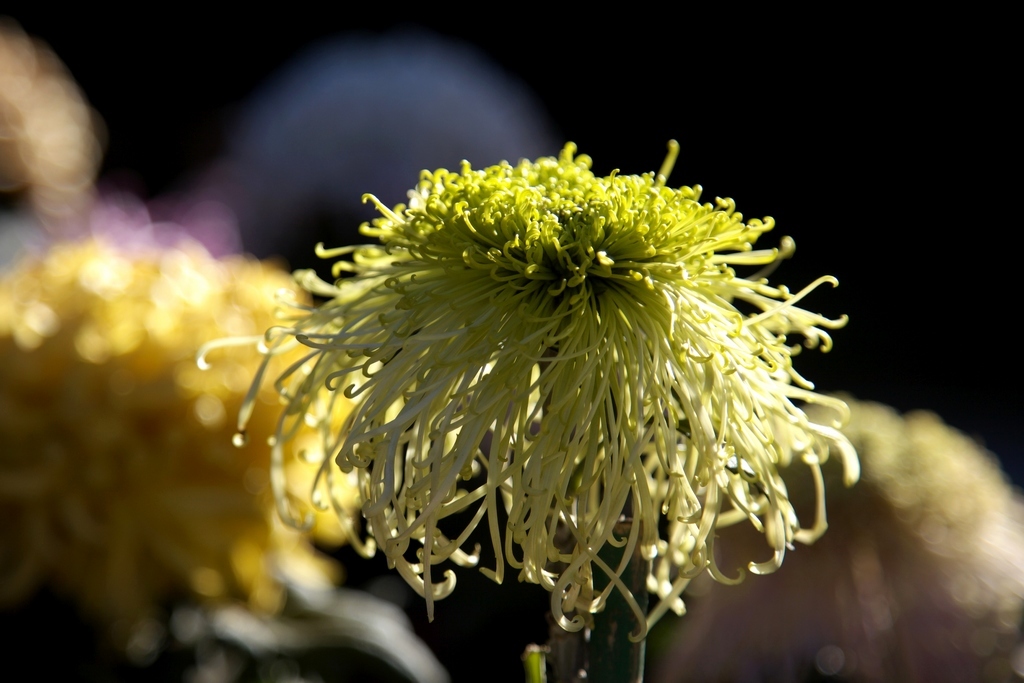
[0,10,1020,683]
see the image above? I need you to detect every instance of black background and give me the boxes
[4,9,1020,681]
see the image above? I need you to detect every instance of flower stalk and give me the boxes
[589,518,649,683]
[523,644,550,683]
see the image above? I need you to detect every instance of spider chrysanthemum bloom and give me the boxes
[0,237,352,650]
[242,143,857,636]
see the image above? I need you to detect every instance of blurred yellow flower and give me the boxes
[0,238,353,649]
[238,143,856,637]
[0,19,103,224]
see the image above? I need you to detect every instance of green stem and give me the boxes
[523,644,549,683]
[589,518,648,683]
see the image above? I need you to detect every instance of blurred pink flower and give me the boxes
[210,29,559,260]
[653,398,1024,683]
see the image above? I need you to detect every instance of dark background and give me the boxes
[4,9,1020,681]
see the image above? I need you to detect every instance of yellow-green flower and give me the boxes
[0,238,353,650]
[237,142,858,637]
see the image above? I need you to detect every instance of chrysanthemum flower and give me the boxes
[0,237,352,649]
[238,143,857,636]
[0,20,103,224]
[654,398,1024,683]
